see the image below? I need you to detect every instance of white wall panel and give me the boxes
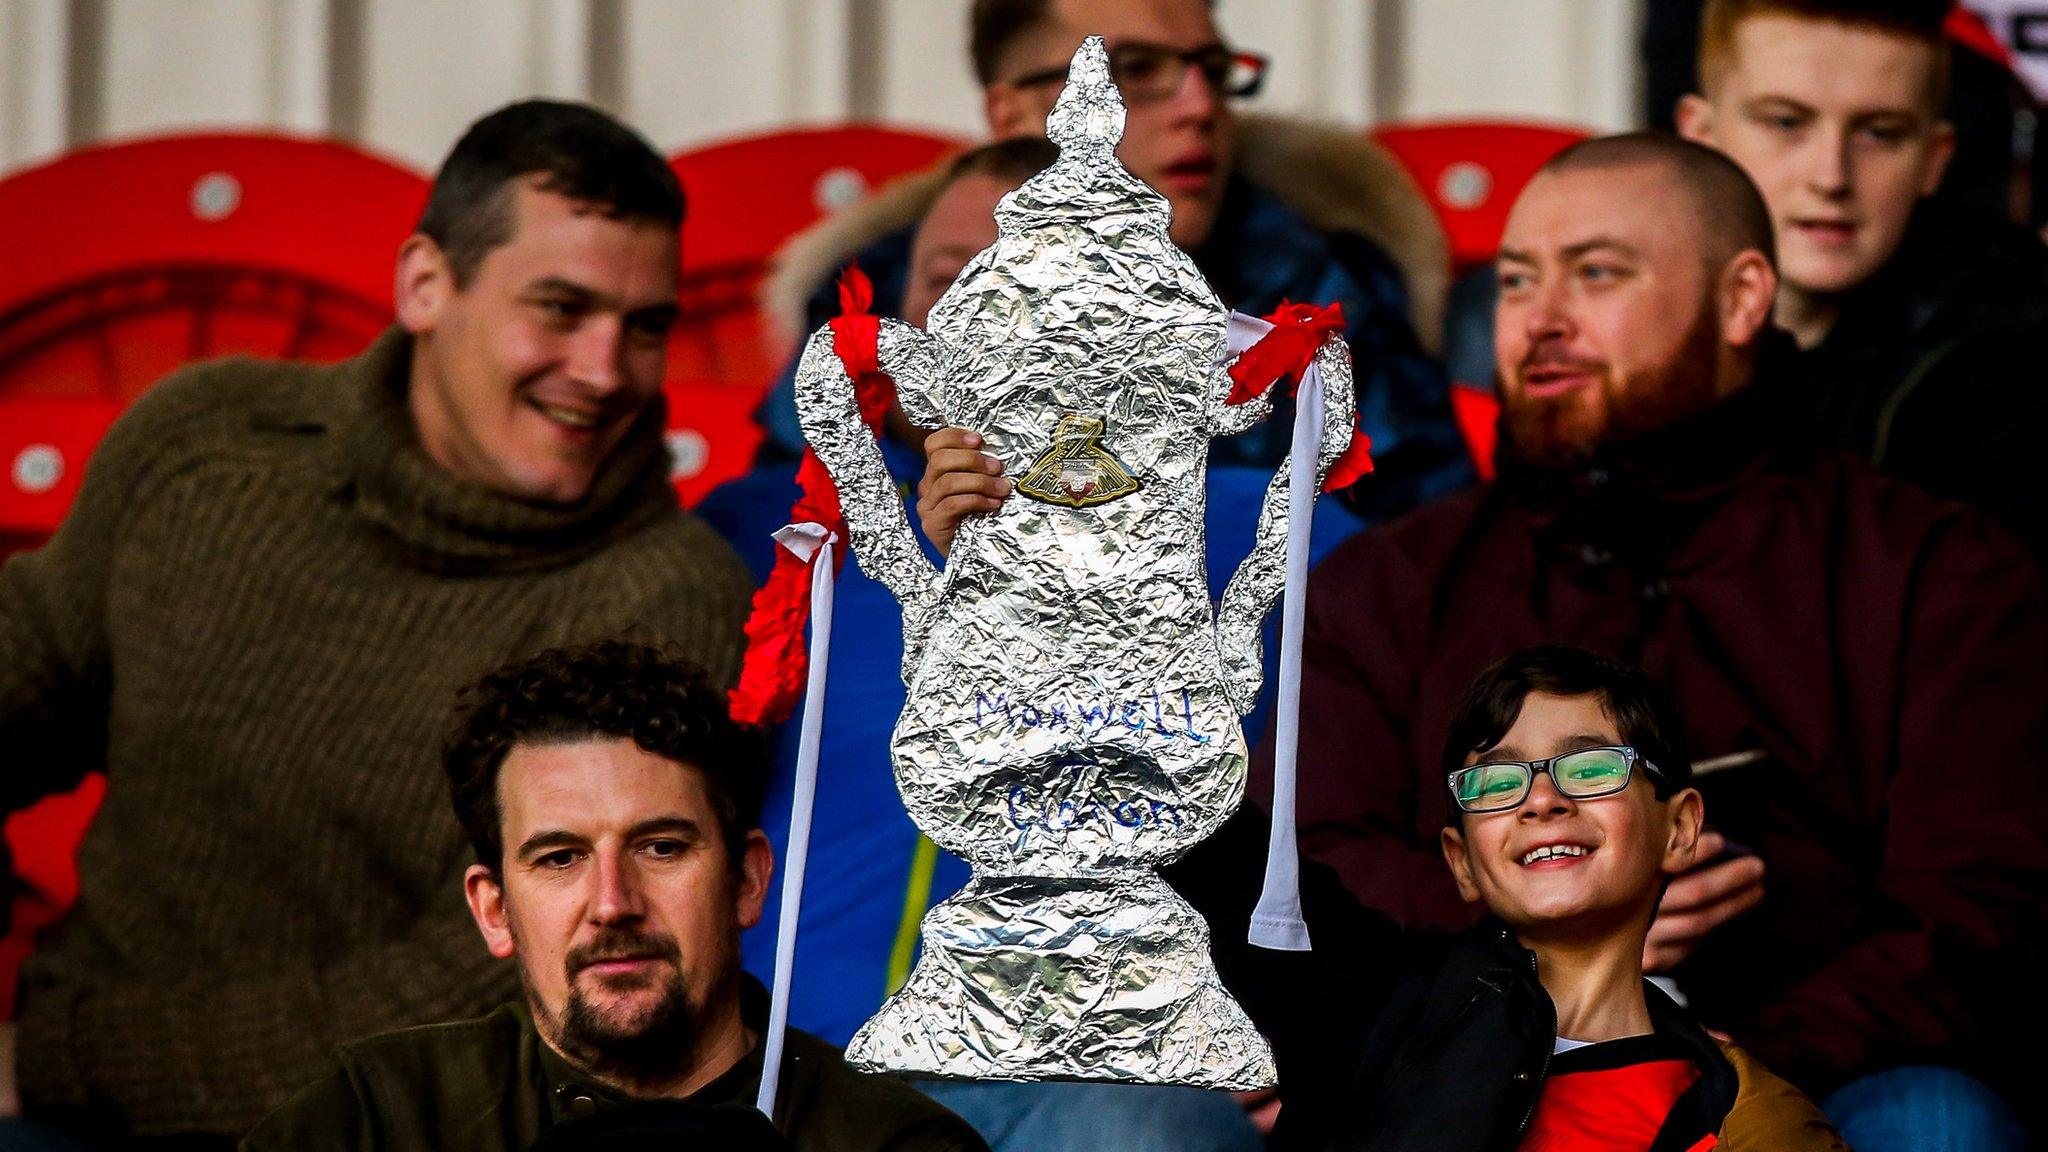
[3,0,1646,178]
[871,0,982,141]
[101,0,267,136]
[358,0,557,168]
[1394,0,1640,130]
[622,0,855,154]
[266,0,332,132]
[0,0,71,172]
[1225,0,1376,127]
[1569,0,1642,131]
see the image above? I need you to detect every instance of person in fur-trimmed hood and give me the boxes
[754,0,1476,522]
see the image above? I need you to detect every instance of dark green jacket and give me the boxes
[240,990,987,1152]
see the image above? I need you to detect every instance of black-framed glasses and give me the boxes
[1448,745,1664,814]
[1010,41,1268,103]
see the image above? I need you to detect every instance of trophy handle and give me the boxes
[880,318,944,430]
[1214,336,1358,714]
[791,324,943,675]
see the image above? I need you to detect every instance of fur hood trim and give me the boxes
[762,114,1449,352]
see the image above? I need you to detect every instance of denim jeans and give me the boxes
[915,1079,1262,1152]
[1821,1065,2028,1152]
[0,1119,96,1151]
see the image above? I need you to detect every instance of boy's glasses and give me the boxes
[1009,42,1269,103]
[1448,745,1664,814]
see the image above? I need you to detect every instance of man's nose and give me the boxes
[1521,280,1573,343]
[1805,126,1852,197]
[589,851,646,924]
[566,316,625,396]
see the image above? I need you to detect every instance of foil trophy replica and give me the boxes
[790,37,1356,1087]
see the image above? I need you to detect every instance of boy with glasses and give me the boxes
[1223,646,1846,1151]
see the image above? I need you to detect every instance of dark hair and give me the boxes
[1441,646,1692,826]
[443,641,766,871]
[941,136,1061,189]
[1698,0,1951,108]
[1540,131,1777,266]
[969,0,1218,85]
[418,100,684,286]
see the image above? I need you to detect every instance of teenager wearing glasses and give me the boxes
[756,0,1472,508]
[1219,645,1847,1151]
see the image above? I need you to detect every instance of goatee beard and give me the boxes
[543,926,699,1092]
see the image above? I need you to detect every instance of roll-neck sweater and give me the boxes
[0,328,752,1137]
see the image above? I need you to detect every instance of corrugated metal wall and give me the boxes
[0,0,1643,176]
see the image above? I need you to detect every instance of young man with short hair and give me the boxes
[1232,646,1846,1151]
[1676,0,2048,559]
[241,641,986,1152]
[0,102,753,1145]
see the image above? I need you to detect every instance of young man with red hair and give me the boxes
[1677,0,2048,563]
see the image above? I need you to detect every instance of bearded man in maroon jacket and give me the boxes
[1259,133,2048,1141]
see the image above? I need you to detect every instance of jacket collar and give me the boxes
[1459,921,1740,1138]
[266,327,678,575]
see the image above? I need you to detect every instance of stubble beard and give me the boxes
[529,926,701,1093]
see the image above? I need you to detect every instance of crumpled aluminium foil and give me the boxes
[792,36,1355,1089]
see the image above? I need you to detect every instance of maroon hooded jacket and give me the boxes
[1260,343,2048,1097]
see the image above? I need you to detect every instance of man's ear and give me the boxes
[1661,789,1705,875]
[734,830,775,932]
[394,233,454,336]
[1919,119,1958,197]
[1718,249,1778,347]
[465,863,516,960]
[1674,93,1715,144]
[1440,826,1485,904]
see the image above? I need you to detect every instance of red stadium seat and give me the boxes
[1450,383,1501,481]
[0,133,427,1017]
[1370,121,1592,274]
[1,776,105,1013]
[0,133,428,544]
[664,125,964,504]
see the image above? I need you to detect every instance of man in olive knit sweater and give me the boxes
[0,101,752,1145]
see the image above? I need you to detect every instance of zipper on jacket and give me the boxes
[1869,332,1967,468]
[1509,946,1555,1143]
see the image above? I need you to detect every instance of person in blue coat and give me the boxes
[699,138,1381,1152]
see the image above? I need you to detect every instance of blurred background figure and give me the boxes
[1674,0,2048,561]
[757,0,1475,521]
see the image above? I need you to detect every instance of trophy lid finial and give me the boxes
[1046,37,1124,154]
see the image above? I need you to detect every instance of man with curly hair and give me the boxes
[242,641,987,1152]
